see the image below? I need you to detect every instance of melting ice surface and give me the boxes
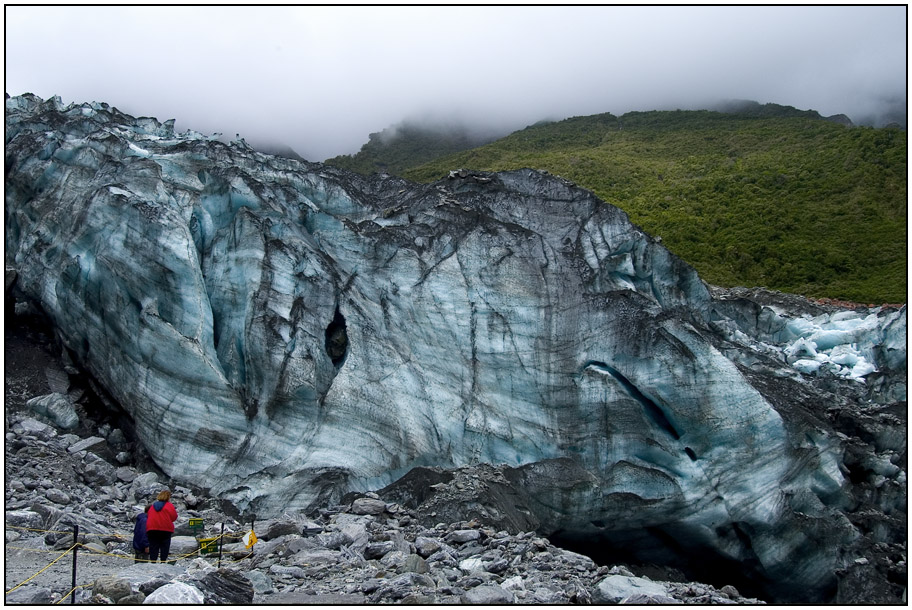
[716,297,905,392]
[782,311,885,381]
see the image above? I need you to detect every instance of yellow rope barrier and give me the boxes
[229,550,255,563]
[6,520,259,598]
[55,587,77,604]
[71,542,220,563]
[6,539,236,601]
[54,584,89,605]
[5,544,76,596]
[6,522,244,539]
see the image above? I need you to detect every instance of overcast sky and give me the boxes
[6,5,907,160]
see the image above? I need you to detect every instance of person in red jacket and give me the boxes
[146,489,178,562]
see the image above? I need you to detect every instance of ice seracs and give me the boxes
[778,311,881,380]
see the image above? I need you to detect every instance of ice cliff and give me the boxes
[5,94,906,602]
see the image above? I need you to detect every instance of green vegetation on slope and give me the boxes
[325,122,501,176]
[401,110,906,303]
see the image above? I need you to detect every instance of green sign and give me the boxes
[199,537,219,555]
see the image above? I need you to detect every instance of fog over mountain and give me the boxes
[5,6,906,162]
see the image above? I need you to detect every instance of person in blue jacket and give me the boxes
[132,505,150,563]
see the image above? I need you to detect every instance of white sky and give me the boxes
[5,5,907,160]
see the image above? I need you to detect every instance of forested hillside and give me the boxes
[391,109,906,303]
[325,121,502,176]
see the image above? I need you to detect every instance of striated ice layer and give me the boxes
[4,94,905,601]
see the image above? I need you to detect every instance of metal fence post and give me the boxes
[71,524,78,605]
[217,522,224,569]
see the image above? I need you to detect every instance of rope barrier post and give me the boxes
[70,525,78,605]
[217,522,224,569]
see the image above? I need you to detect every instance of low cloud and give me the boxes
[5,6,906,161]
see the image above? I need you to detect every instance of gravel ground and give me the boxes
[5,532,197,602]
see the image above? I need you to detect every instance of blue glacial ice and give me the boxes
[4,94,906,601]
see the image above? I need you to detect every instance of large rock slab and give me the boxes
[92,576,133,603]
[593,575,670,604]
[5,510,45,530]
[192,568,254,604]
[461,584,515,604]
[4,587,54,605]
[142,581,204,604]
[67,436,105,454]
[116,563,184,589]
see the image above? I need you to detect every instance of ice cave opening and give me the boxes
[324,308,349,368]
[546,525,830,603]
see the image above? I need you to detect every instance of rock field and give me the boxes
[5,412,763,605]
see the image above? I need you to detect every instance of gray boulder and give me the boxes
[44,488,71,505]
[116,467,138,483]
[263,519,299,540]
[92,576,133,603]
[530,586,565,604]
[66,436,105,454]
[315,530,351,550]
[115,563,183,593]
[56,434,80,449]
[269,564,307,579]
[364,540,395,559]
[290,548,340,566]
[336,518,370,554]
[446,529,481,544]
[414,536,441,558]
[14,417,56,440]
[167,535,199,560]
[119,592,146,604]
[107,428,127,447]
[350,497,386,515]
[130,472,160,499]
[370,572,436,602]
[142,581,204,604]
[80,456,117,486]
[192,568,254,604]
[594,575,670,604]
[245,570,273,594]
[5,509,44,530]
[461,584,515,604]
[403,553,429,574]
[4,586,54,605]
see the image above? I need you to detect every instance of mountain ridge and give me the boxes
[324,120,506,176]
[328,104,906,303]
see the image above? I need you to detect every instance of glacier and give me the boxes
[4,94,906,602]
